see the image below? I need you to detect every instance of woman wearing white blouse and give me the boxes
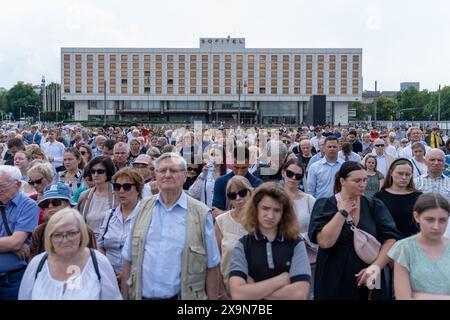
[18,208,122,300]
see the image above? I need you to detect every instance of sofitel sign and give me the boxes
[200,38,245,48]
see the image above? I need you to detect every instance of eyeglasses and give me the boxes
[112,183,136,191]
[28,178,44,186]
[374,144,385,147]
[133,163,148,169]
[227,189,249,200]
[51,230,80,242]
[90,168,106,175]
[39,198,65,209]
[285,169,303,180]
[187,167,200,173]
[80,151,87,155]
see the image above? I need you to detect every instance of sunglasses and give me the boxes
[227,189,249,200]
[39,198,65,209]
[374,144,385,147]
[187,167,200,173]
[285,169,303,180]
[28,178,44,186]
[90,168,106,175]
[80,151,88,155]
[113,183,136,191]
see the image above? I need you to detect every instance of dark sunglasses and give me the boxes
[39,198,64,209]
[187,167,200,173]
[90,168,106,175]
[28,178,44,186]
[227,189,249,200]
[80,151,88,155]
[113,183,136,191]
[285,169,303,180]
[374,144,385,147]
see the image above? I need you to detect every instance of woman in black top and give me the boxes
[374,158,422,238]
[308,161,401,300]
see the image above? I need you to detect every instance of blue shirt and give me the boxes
[0,192,39,273]
[307,157,343,199]
[122,192,220,299]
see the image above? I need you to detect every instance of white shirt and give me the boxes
[18,251,122,300]
[375,154,388,177]
[42,140,66,168]
[399,143,431,159]
[385,144,398,158]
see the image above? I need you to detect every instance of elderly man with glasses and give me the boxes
[0,165,39,300]
[367,138,395,177]
[121,152,220,300]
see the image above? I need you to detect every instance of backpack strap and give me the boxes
[101,208,116,241]
[35,253,49,280]
[89,249,101,282]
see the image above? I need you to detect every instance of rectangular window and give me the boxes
[76,70,82,77]
[86,62,93,69]
[133,87,139,94]
[341,87,347,94]
[259,87,266,94]
[121,79,128,85]
[167,55,174,62]
[283,71,289,78]
[179,79,185,85]
[225,63,231,69]
[271,87,277,94]
[179,63,185,69]
[64,63,70,69]
[248,55,254,62]
[190,55,197,61]
[237,55,243,62]
[179,71,185,78]
[121,54,128,61]
[225,87,231,94]
[318,71,324,78]
[213,63,220,69]
[294,71,301,78]
[306,79,312,86]
[201,79,208,86]
[329,79,336,86]
[341,71,348,78]
[237,71,242,78]
[271,71,277,77]
[190,79,197,85]
[156,71,162,77]
[341,63,347,70]
[190,71,196,78]
[225,55,231,61]
[306,63,312,70]
[132,54,139,61]
[306,87,312,95]
[133,70,139,77]
[295,55,301,62]
[341,79,348,86]
[76,55,81,61]
[306,71,312,78]
[294,87,300,94]
[225,79,231,86]
[76,63,81,69]
[190,87,196,94]
[202,87,208,94]
[110,86,116,94]
[248,70,254,78]
[213,71,219,77]
[260,71,266,77]
[167,87,174,94]
[352,87,359,95]
[283,87,289,94]
[87,70,93,77]
[110,63,116,69]
[144,55,150,61]
[202,63,208,69]
[306,55,313,62]
[213,55,220,62]
[237,63,243,69]
[64,87,70,93]
[167,70,173,78]
[133,62,139,69]
[260,79,266,86]
[247,86,254,94]
[352,79,359,86]
[352,55,359,62]
[190,63,196,69]
[133,79,139,85]
[318,63,324,70]
[329,55,336,62]
[178,55,185,61]
[248,63,254,69]
[76,87,81,93]
[110,55,116,61]
[64,71,70,77]
[178,87,185,94]
[64,55,70,61]
[271,63,277,70]
[121,63,127,69]
[156,87,162,94]
[213,87,220,94]
[353,63,359,70]
[294,79,300,86]
[341,55,348,62]
[121,87,127,94]
[329,87,335,94]
[213,79,220,86]
[329,63,336,70]
[318,55,324,62]
[353,71,359,78]
[121,71,127,77]
[283,79,289,86]
[156,55,162,61]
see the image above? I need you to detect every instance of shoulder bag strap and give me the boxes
[101,208,116,241]
[0,205,12,236]
[35,253,49,280]
[89,249,101,281]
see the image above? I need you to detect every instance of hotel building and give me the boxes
[61,37,362,125]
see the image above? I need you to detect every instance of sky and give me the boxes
[0,0,449,91]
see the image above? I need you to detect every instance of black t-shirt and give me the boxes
[374,190,422,238]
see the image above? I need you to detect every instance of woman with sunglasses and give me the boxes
[27,162,55,225]
[19,208,121,300]
[183,162,203,190]
[30,183,97,260]
[229,182,311,300]
[98,168,143,286]
[214,176,252,299]
[308,161,401,300]
[58,147,85,196]
[79,145,93,169]
[282,159,317,268]
[374,158,422,238]
[77,156,117,238]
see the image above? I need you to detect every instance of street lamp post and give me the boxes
[103,80,107,126]
[374,80,378,127]
[238,80,241,126]
[438,84,441,123]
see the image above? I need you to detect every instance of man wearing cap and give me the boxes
[132,154,157,197]
[0,165,39,300]
[29,183,97,260]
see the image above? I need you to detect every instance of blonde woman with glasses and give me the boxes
[18,208,121,300]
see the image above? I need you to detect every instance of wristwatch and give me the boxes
[338,209,349,218]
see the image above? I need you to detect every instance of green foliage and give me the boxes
[5,83,41,119]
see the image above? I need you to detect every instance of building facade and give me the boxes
[61,37,362,125]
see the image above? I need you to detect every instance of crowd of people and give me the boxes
[0,122,449,300]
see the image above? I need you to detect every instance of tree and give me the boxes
[5,83,40,119]
[424,86,450,121]
[396,87,430,120]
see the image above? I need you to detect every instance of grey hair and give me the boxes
[154,152,187,171]
[114,141,130,153]
[266,140,288,158]
[0,165,22,182]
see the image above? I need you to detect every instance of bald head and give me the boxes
[426,148,445,178]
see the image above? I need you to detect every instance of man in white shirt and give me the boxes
[399,127,431,159]
[41,129,65,171]
[370,138,395,177]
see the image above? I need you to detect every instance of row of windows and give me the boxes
[65,54,359,64]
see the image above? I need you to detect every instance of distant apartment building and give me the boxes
[61,37,362,125]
